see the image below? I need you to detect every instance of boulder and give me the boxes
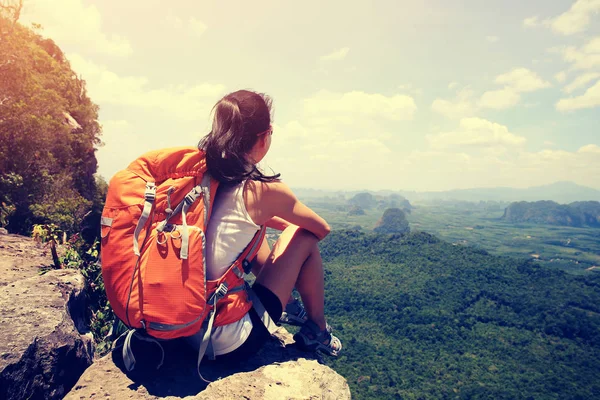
[66,328,350,400]
[0,234,94,400]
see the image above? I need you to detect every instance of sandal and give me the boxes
[279,298,308,326]
[293,320,342,356]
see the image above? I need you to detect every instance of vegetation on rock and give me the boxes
[0,13,103,235]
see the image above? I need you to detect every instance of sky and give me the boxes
[19,0,600,191]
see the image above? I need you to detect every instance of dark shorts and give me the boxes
[215,283,282,362]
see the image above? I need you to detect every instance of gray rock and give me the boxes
[0,234,94,400]
[66,328,350,400]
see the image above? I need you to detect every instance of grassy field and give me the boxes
[305,200,600,275]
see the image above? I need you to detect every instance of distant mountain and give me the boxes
[400,182,600,204]
[294,182,600,205]
[503,200,600,227]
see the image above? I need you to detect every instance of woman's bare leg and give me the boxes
[251,238,296,305]
[254,226,327,330]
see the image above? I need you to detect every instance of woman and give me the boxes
[196,89,342,360]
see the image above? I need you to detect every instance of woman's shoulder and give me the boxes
[245,179,296,200]
[243,179,297,225]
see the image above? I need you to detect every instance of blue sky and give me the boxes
[21,0,600,191]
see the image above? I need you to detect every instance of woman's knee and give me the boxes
[268,226,319,263]
[282,226,319,244]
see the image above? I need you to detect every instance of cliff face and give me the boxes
[0,233,94,400]
[1,232,351,400]
[66,328,350,400]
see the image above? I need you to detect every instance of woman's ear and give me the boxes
[260,133,270,149]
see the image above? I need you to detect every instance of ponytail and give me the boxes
[198,90,280,184]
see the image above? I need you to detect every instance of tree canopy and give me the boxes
[0,14,102,234]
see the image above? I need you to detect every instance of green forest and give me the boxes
[319,230,600,399]
[2,10,600,400]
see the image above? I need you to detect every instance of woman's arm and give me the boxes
[265,216,293,231]
[245,180,330,240]
[262,182,330,240]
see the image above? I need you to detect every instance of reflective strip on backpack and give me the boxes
[200,173,211,231]
[180,186,202,260]
[147,284,246,332]
[133,182,156,256]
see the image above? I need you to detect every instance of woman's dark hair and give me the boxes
[198,90,281,184]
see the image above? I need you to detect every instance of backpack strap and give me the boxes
[133,182,156,256]
[114,328,165,373]
[156,174,213,260]
[195,225,267,383]
[248,285,279,335]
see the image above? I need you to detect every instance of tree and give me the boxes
[0,14,102,234]
[0,0,22,27]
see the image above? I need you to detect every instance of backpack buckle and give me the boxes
[209,282,229,305]
[145,182,156,202]
[242,259,252,274]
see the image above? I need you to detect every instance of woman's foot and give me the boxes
[293,320,342,356]
[279,298,308,326]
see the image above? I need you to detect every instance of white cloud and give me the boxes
[448,81,459,90]
[303,90,417,122]
[563,72,600,93]
[431,87,477,119]
[68,54,226,120]
[556,79,600,111]
[523,16,540,27]
[262,117,599,191]
[402,142,600,191]
[188,17,207,37]
[164,15,207,38]
[398,83,422,96]
[435,69,549,116]
[96,120,138,178]
[479,88,521,109]
[475,68,550,110]
[579,144,600,154]
[525,1,600,35]
[494,68,552,92]
[555,71,568,83]
[427,117,526,149]
[486,36,499,43]
[550,0,600,35]
[261,120,396,190]
[320,47,350,61]
[554,37,600,70]
[21,0,132,56]
[584,37,600,53]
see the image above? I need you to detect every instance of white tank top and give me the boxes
[205,181,259,355]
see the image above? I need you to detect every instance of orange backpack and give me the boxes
[100,147,266,374]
